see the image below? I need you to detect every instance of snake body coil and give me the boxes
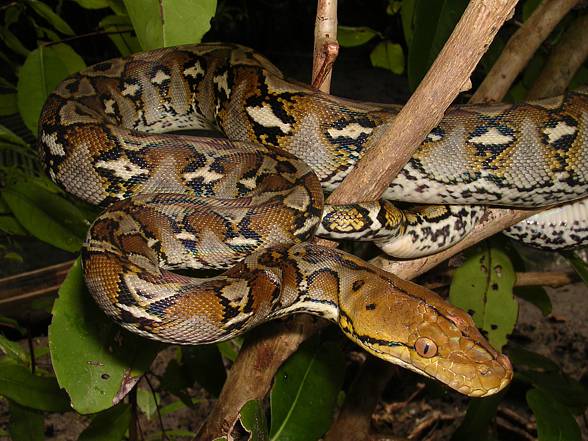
[38,43,588,397]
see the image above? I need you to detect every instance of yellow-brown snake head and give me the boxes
[337,264,513,397]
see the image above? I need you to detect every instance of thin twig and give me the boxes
[312,0,339,92]
[42,29,134,47]
[145,374,170,441]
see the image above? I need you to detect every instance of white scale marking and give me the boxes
[246,104,292,134]
[122,83,140,97]
[326,123,373,140]
[95,157,148,180]
[468,127,513,145]
[183,167,224,184]
[183,61,204,78]
[41,131,65,156]
[151,70,170,84]
[104,99,116,114]
[543,121,577,144]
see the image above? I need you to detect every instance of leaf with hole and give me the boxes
[449,244,518,351]
[49,259,161,414]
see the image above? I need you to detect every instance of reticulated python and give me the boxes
[39,43,588,397]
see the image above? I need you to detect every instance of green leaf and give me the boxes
[269,337,345,441]
[401,0,417,48]
[78,402,131,441]
[561,251,588,286]
[451,391,505,441]
[0,334,29,365]
[0,214,28,235]
[0,124,27,147]
[506,346,559,373]
[0,93,17,116]
[123,0,217,50]
[518,370,588,411]
[235,400,269,441]
[48,259,162,414]
[2,180,88,252]
[25,0,74,35]
[337,26,378,48]
[369,41,405,74]
[407,0,468,90]
[216,339,241,362]
[72,0,112,9]
[8,400,44,441]
[99,15,141,56]
[0,358,69,411]
[17,44,85,132]
[0,29,30,57]
[449,245,518,350]
[527,388,581,441]
[180,345,226,397]
[514,286,552,316]
[137,387,159,420]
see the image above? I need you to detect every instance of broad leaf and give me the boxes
[0,93,17,116]
[8,401,44,441]
[78,403,131,441]
[49,259,161,414]
[337,26,378,48]
[451,391,504,441]
[407,0,468,90]
[514,286,552,316]
[2,180,88,252]
[17,44,85,132]
[226,400,269,441]
[527,388,581,441]
[561,251,588,286]
[0,358,69,412]
[370,41,404,74]
[449,245,518,350]
[269,337,345,441]
[25,0,74,35]
[123,0,217,50]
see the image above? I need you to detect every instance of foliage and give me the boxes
[0,0,587,440]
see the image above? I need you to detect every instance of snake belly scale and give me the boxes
[37,42,588,397]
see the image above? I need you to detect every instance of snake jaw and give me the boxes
[337,272,513,397]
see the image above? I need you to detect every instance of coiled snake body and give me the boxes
[39,43,588,397]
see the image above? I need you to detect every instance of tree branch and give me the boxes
[527,12,588,99]
[471,0,580,103]
[327,0,518,205]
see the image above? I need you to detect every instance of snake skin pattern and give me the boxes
[38,43,588,397]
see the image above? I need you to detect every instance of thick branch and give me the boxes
[471,0,580,103]
[327,0,518,205]
[527,13,588,99]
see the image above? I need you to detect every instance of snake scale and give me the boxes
[39,43,588,397]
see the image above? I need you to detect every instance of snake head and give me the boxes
[337,268,513,397]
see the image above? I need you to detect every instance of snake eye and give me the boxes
[414,337,438,358]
